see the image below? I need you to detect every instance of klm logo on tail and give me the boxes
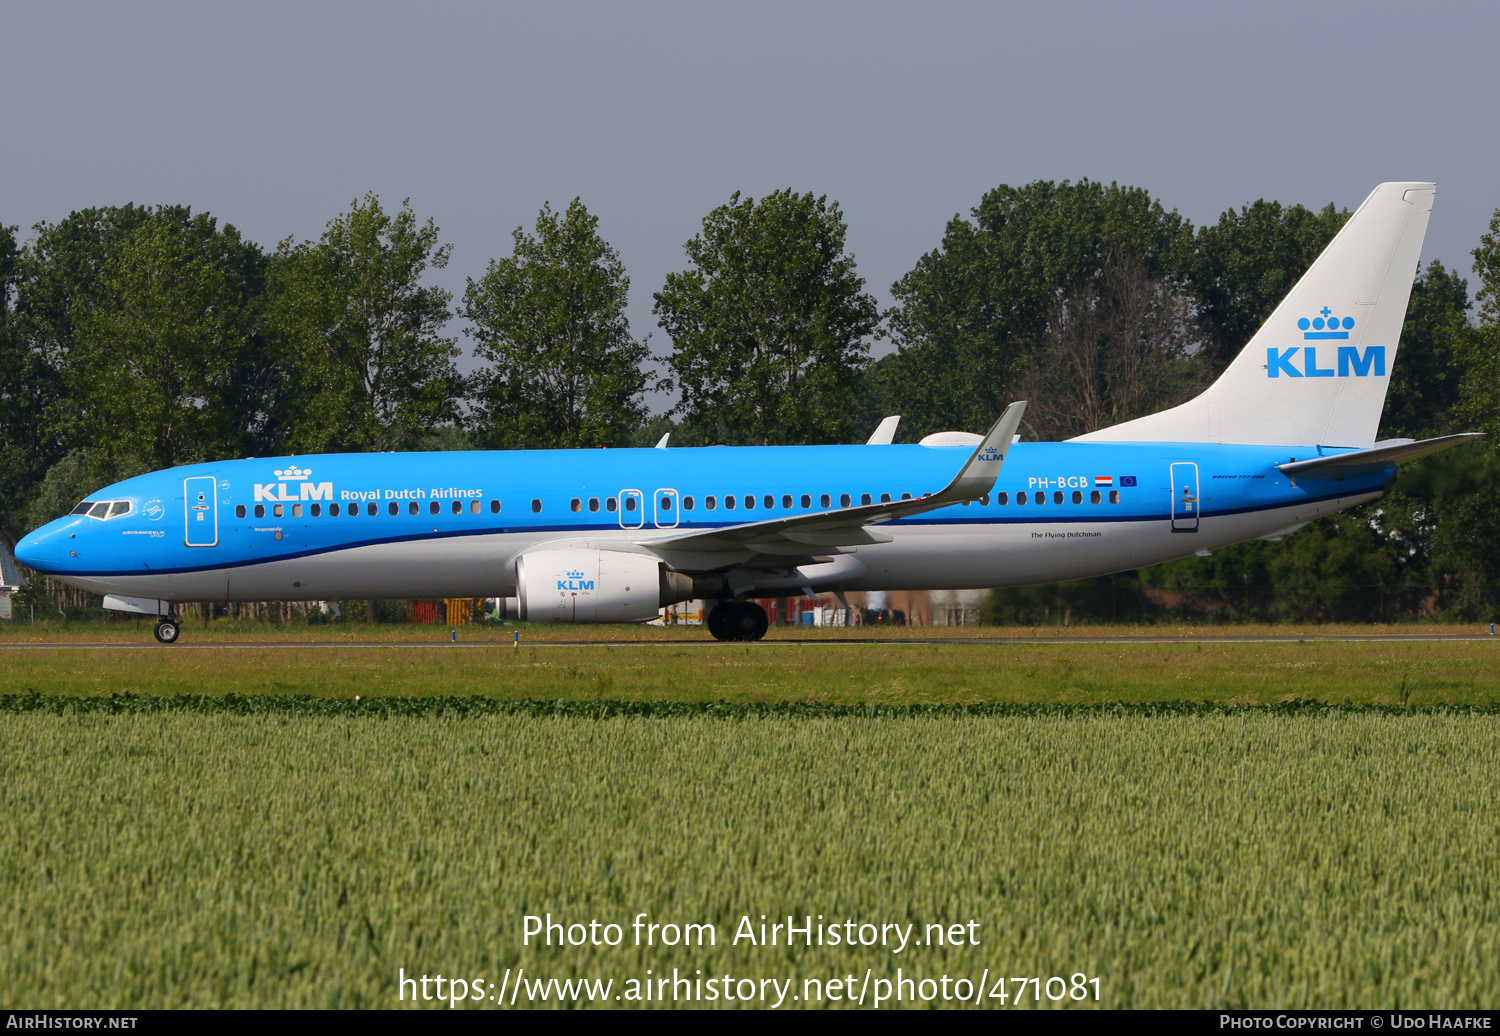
[1298,306,1355,340]
[1268,308,1384,378]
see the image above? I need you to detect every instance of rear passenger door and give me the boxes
[1169,462,1199,533]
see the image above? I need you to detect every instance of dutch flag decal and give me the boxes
[1094,476,1113,487]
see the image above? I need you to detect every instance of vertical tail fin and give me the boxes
[1075,182,1435,448]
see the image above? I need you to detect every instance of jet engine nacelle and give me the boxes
[515,548,691,624]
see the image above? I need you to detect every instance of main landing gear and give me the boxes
[153,618,181,644]
[706,601,769,642]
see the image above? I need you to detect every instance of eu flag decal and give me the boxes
[1120,476,1137,487]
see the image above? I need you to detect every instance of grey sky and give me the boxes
[5,0,1497,409]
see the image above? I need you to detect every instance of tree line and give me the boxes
[3,182,1499,620]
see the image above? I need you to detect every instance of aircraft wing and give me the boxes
[1277,433,1483,480]
[639,402,1026,569]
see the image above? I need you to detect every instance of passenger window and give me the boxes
[89,502,110,518]
[1109,490,1120,504]
[979,493,990,505]
[861,493,872,505]
[607,497,618,512]
[800,494,811,508]
[724,496,735,510]
[367,502,377,516]
[430,501,440,515]
[705,496,716,510]
[1072,490,1082,504]
[532,499,542,513]
[997,492,1008,505]
[901,492,912,500]
[743,495,755,509]
[293,503,304,517]
[661,496,673,510]
[589,498,600,512]
[624,496,636,512]
[1091,489,1101,504]
[880,493,891,503]
[330,503,340,517]
[388,502,398,516]
[471,500,480,514]
[782,495,792,509]
[452,500,462,514]
[273,504,284,518]
[408,501,418,515]
[311,504,321,517]
[570,498,582,512]
[840,494,851,507]
[821,494,831,508]
[759,495,770,509]
[491,499,502,513]
[1017,492,1027,505]
[1053,491,1063,505]
[682,497,694,510]
[1034,493,1045,507]
[236,504,247,519]
[253,504,264,518]
[109,501,131,517]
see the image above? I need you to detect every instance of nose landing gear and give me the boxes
[153,618,181,644]
[706,601,769,642]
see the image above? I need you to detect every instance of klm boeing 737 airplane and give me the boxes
[14,182,1480,643]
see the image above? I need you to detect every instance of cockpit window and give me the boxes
[77,500,133,519]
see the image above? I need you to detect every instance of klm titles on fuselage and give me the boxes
[252,466,483,504]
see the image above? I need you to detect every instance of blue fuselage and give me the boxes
[15,441,1388,602]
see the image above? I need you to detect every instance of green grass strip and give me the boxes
[3,691,1499,718]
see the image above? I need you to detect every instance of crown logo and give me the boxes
[566,570,585,578]
[1298,307,1353,340]
[273,465,311,480]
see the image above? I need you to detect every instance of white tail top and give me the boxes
[1075,182,1435,448]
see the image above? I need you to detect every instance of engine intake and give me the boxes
[514,548,693,624]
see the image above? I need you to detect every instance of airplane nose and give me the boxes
[14,529,60,572]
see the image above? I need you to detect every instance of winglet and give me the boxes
[655,433,670,449]
[866,415,901,445]
[930,401,1027,503]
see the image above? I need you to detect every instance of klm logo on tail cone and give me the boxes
[1269,310,1384,378]
[558,569,595,591]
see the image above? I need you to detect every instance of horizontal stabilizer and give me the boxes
[1277,433,1483,479]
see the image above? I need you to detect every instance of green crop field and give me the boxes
[2,703,1498,1009]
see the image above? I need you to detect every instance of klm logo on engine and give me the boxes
[558,569,595,591]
